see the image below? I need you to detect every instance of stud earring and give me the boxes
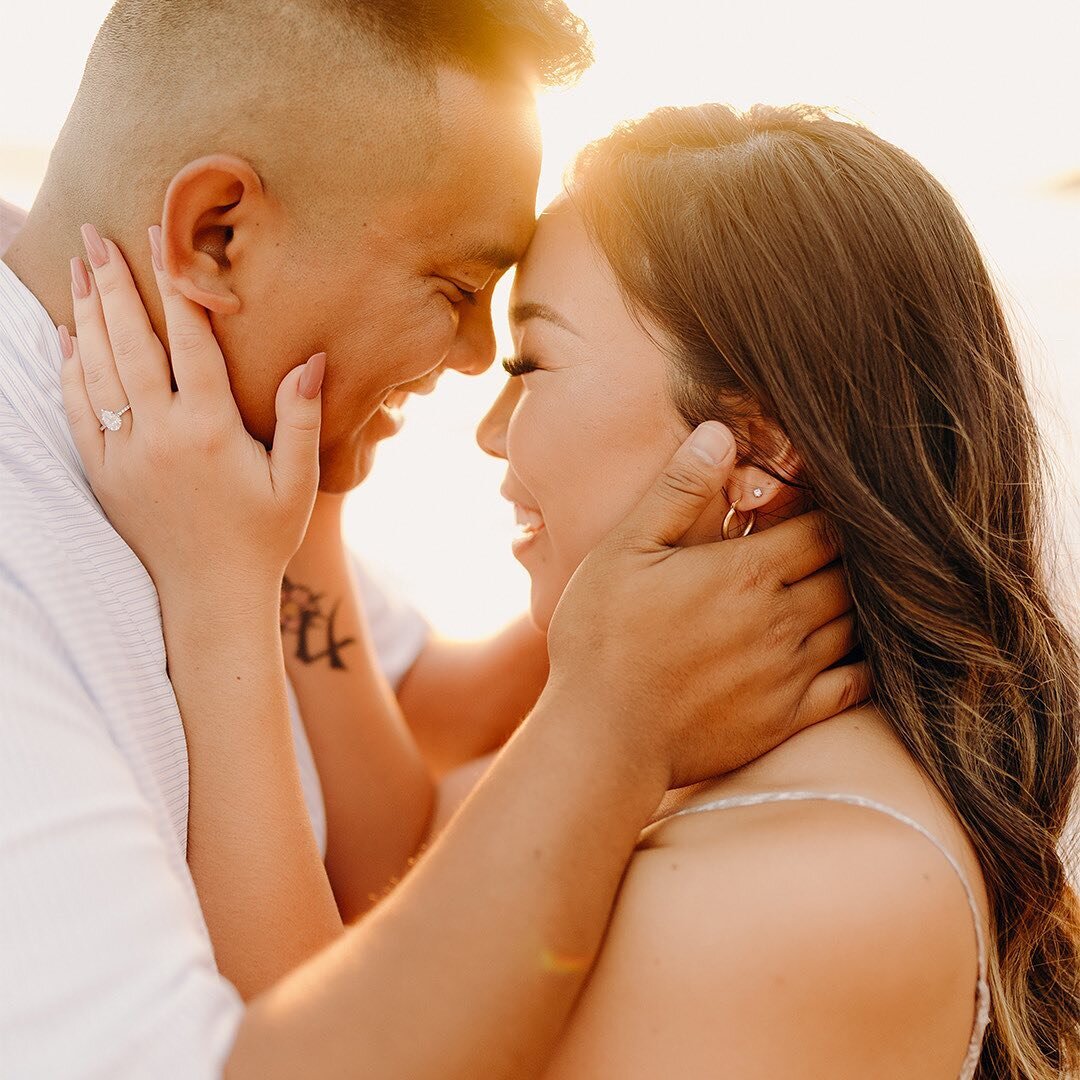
[752,487,763,499]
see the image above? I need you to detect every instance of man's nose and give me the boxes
[445,293,498,377]
[476,378,521,459]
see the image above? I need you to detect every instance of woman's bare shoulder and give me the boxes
[543,794,981,1080]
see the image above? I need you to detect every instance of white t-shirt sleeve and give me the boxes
[0,572,243,1080]
[349,552,431,688]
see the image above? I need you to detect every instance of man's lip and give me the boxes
[396,368,443,397]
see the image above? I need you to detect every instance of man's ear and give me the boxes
[159,155,267,315]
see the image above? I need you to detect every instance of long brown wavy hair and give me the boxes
[569,104,1080,1079]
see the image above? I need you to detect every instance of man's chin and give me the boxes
[317,438,380,494]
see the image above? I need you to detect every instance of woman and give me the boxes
[62,105,1078,1078]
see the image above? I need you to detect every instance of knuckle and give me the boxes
[188,413,231,455]
[737,548,772,594]
[141,430,175,469]
[660,462,709,502]
[95,274,122,300]
[108,328,142,364]
[810,512,840,559]
[169,323,206,357]
[63,398,88,429]
[81,361,111,392]
[289,411,322,435]
[764,612,793,653]
[837,678,861,714]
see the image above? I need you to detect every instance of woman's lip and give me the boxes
[511,520,546,558]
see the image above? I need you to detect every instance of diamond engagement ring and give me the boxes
[99,405,132,432]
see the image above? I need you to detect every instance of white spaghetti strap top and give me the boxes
[656,791,991,1080]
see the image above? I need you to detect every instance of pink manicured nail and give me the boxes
[148,225,163,272]
[70,257,91,300]
[58,325,73,360]
[81,223,109,268]
[298,353,327,399]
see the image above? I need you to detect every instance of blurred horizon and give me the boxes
[2,0,1077,637]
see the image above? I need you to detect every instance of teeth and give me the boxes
[514,504,545,530]
[513,522,543,542]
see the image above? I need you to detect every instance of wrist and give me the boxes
[522,684,671,826]
[157,572,285,636]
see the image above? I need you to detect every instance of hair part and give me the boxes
[570,103,1080,1079]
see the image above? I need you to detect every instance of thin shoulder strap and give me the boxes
[659,791,990,1080]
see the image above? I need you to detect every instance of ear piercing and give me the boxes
[722,500,757,540]
[753,487,763,498]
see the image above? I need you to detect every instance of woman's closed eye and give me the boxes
[502,354,542,377]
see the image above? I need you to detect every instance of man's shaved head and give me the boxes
[63,0,591,222]
[10,0,591,491]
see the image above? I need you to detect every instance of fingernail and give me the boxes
[298,352,327,399]
[148,225,163,272]
[70,257,91,300]
[57,324,73,360]
[689,422,734,466]
[81,223,109,268]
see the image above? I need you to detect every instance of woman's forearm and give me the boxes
[159,581,343,998]
[282,506,434,921]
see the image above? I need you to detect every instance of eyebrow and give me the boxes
[509,300,581,337]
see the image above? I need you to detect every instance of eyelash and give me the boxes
[445,281,479,307]
[502,354,541,377]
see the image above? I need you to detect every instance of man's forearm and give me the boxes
[399,616,550,774]
[283,510,434,920]
[226,690,668,1080]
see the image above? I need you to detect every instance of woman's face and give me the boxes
[476,199,694,629]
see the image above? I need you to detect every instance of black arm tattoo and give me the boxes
[280,575,357,669]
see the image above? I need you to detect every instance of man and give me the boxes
[0,2,864,1077]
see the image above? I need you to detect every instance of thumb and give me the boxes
[615,422,737,549]
[269,352,324,503]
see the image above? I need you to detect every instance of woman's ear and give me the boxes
[725,416,803,521]
[159,155,266,315]
[680,416,804,546]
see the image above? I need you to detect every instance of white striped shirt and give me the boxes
[0,202,429,1079]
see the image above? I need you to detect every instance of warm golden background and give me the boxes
[3,0,1076,636]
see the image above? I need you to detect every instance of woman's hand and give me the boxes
[58,223,325,603]
[58,224,343,998]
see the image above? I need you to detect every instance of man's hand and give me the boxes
[545,422,867,790]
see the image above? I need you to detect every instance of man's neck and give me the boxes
[2,186,83,330]
[4,175,163,344]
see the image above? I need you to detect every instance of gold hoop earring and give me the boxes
[722,500,756,541]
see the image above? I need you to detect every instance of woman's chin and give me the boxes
[527,577,564,636]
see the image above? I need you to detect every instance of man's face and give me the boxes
[217,69,541,492]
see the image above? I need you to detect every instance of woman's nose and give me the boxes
[476,378,521,459]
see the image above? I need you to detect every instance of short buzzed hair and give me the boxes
[99,0,593,88]
[64,0,591,221]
